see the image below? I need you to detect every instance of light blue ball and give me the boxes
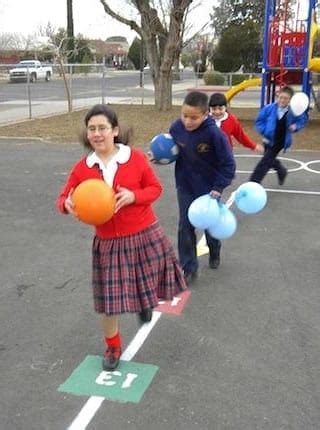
[148,133,179,164]
[188,194,220,230]
[235,181,267,214]
[208,203,237,240]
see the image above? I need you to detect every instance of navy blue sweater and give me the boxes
[170,116,236,196]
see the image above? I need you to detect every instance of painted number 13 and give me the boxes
[96,371,138,389]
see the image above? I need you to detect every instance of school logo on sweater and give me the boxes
[197,143,211,153]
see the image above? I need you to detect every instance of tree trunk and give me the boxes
[172,55,182,81]
[99,0,193,111]
[154,69,173,111]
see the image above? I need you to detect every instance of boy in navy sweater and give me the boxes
[169,91,236,284]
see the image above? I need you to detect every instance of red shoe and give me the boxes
[102,346,122,371]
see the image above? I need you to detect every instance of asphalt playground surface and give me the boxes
[1,137,320,430]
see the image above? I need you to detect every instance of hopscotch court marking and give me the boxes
[155,290,191,315]
[64,290,192,428]
[58,355,158,404]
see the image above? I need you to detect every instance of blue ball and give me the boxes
[149,133,179,164]
[188,194,220,230]
[235,181,267,214]
[208,203,237,240]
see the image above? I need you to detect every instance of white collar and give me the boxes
[86,144,131,187]
[86,144,131,168]
[214,112,229,128]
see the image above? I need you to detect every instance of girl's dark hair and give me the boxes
[81,104,133,149]
[84,104,118,127]
[183,91,208,113]
[209,92,227,107]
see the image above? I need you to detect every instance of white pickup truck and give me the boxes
[9,60,52,83]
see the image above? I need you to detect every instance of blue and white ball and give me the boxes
[148,133,179,164]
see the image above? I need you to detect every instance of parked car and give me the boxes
[9,60,52,83]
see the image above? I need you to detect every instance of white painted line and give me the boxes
[67,312,162,430]
[225,191,235,208]
[235,156,305,174]
[121,311,162,361]
[67,397,104,430]
[265,188,320,195]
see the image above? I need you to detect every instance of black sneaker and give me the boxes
[102,346,121,371]
[138,308,153,323]
[183,271,198,286]
[278,168,288,185]
[209,256,220,269]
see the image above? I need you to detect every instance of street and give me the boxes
[0,69,261,124]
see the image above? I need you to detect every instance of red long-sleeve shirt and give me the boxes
[57,147,162,238]
[216,112,257,150]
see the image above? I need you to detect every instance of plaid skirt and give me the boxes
[92,222,187,315]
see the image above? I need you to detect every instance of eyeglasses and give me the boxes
[87,125,112,134]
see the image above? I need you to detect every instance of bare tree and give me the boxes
[99,0,193,111]
[172,4,209,79]
[0,33,24,51]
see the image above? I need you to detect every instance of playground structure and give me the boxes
[225,0,320,107]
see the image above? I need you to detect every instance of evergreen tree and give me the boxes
[210,0,265,38]
[215,20,262,72]
[128,37,143,70]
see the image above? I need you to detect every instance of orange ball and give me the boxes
[72,179,116,225]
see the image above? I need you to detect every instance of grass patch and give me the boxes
[0,104,319,151]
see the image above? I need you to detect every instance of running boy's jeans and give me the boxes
[250,142,286,183]
[177,188,221,274]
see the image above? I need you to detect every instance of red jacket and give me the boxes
[217,112,256,150]
[57,148,162,238]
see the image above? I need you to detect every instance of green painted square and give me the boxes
[58,355,159,403]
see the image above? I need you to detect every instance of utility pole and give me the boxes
[139,38,144,88]
[67,0,75,64]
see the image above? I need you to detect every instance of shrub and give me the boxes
[203,71,225,85]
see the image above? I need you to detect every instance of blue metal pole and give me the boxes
[261,0,274,107]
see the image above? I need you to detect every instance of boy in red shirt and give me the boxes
[209,93,263,153]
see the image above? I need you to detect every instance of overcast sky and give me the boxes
[0,0,215,43]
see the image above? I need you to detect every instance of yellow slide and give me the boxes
[309,57,320,71]
[309,17,320,72]
[225,77,262,102]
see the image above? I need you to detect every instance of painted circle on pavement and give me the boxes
[303,160,320,174]
[235,154,307,174]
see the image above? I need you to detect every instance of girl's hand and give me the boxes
[115,185,135,213]
[64,188,77,216]
[289,124,297,132]
[255,143,264,153]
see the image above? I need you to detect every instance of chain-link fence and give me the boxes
[0,63,205,124]
[0,63,154,124]
[0,63,319,125]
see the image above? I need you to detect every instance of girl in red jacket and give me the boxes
[209,93,263,153]
[57,104,186,371]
